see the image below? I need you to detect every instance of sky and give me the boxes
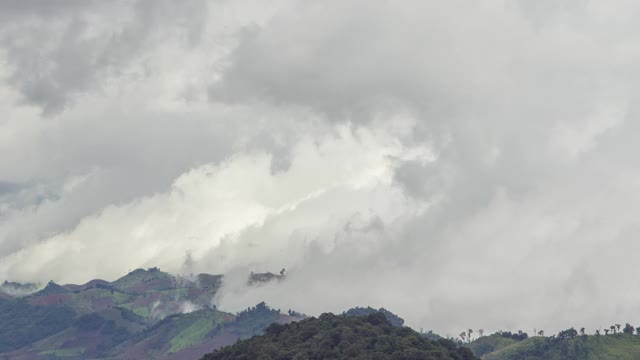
[1,0,640,336]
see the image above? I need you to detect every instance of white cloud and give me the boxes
[0,124,429,284]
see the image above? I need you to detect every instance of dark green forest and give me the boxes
[202,312,477,360]
[342,306,405,328]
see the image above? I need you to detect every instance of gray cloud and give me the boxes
[0,0,208,114]
[0,0,97,17]
[2,0,640,336]
[204,0,640,333]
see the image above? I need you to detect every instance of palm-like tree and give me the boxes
[467,329,473,343]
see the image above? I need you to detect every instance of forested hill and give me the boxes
[202,312,478,360]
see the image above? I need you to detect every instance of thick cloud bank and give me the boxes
[2,0,640,335]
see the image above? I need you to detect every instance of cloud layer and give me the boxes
[2,0,640,335]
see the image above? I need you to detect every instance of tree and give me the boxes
[203,313,477,360]
[538,330,544,336]
[557,328,578,340]
[624,323,635,335]
[616,324,622,333]
[459,332,466,343]
[610,325,616,334]
[595,329,600,336]
[636,327,640,335]
[467,329,473,343]
[580,327,585,336]
[478,329,484,337]
[605,329,610,335]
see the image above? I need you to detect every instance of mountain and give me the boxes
[202,312,478,360]
[6,267,640,360]
[469,333,640,360]
[23,268,220,320]
[0,268,304,359]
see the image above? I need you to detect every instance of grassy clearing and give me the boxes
[481,334,640,360]
[168,311,225,353]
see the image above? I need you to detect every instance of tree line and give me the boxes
[460,322,640,343]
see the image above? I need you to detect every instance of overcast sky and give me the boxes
[2,0,640,335]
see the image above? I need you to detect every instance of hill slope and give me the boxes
[466,333,520,358]
[0,269,305,359]
[23,268,221,321]
[476,334,640,360]
[202,312,478,360]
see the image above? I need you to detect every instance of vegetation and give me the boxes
[168,312,224,352]
[470,326,640,360]
[13,268,640,360]
[34,281,71,296]
[0,298,76,352]
[203,312,477,360]
[478,334,640,360]
[467,333,519,358]
[248,271,286,286]
[342,306,405,327]
[234,301,281,339]
[0,269,236,359]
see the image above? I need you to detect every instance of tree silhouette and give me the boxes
[459,332,466,343]
[580,327,585,336]
[467,329,473,343]
[616,324,621,333]
[538,330,544,336]
[623,323,635,335]
[595,329,600,336]
[478,329,484,337]
[610,325,616,334]
[605,329,610,335]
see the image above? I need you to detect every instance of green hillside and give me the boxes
[22,268,221,323]
[2,296,303,359]
[0,298,76,353]
[7,307,147,359]
[466,333,521,358]
[111,308,230,359]
[474,334,640,360]
[202,312,478,360]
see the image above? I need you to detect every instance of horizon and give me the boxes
[1,266,636,338]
